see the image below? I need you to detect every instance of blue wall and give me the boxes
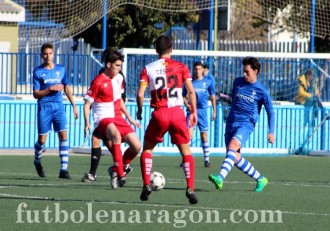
[0,100,329,153]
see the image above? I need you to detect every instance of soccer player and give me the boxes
[136,35,198,204]
[81,48,139,184]
[203,63,216,90]
[209,57,275,192]
[32,43,78,179]
[183,61,216,167]
[83,49,141,188]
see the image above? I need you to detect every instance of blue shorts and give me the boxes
[186,108,208,132]
[225,121,254,147]
[37,102,68,135]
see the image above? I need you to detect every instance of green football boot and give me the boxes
[208,174,223,190]
[255,176,268,192]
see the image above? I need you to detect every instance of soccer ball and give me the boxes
[150,171,166,191]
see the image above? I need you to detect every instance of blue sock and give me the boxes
[235,156,262,180]
[34,142,45,163]
[219,150,236,180]
[59,140,69,171]
[202,141,210,162]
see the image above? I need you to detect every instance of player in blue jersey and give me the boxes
[203,63,216,91]
[209,57,275,192]
[183,61,216,167]
[32,43,78,179]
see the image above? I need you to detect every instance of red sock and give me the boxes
[111,144,124,177]
[140,151,152,186]
[182,154,195,191]
[123,148,138,165]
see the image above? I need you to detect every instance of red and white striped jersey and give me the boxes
[85,73,124,126]
[139,57,192,108]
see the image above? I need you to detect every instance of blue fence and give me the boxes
[0,100,329,153]
[0,52,102,95]
[1,52,330,102]
[124,54,330,102]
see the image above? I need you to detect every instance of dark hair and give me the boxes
[193,61,204,68]
[41,43,54,53]
[242,57,261,74]
[103,49,124,64]
[203,64,209,69]
[305,69,314,78]
[101,47,115,63]
[155,35,172,55]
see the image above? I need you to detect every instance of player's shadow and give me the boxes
[271,179,330,184]
[0,176,50,181]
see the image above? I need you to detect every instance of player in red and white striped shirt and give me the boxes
[84,49,141,188]
[136,35,198,204]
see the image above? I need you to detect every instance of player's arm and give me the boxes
[136,81,148,120]
[120,98,141,129]
[182,86,191,111]
[83,99,92,137]
[263,92,275,144]
[231,79,238,101]
[210,94,216,121]
[33,85,64,99]
[32,68,65,99]
[64,85,78,119]
[184,79,197,127]
[209,82,216,121]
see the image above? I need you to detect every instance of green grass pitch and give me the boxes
[0,153,330,231]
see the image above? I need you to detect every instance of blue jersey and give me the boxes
[33,64,68,103]
[183,77,215,109]
[204,73,216,92]
[227,77,275,133]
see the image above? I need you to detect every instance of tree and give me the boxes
[227,0,267,41]
[77,4,200,48]
[254,0,330,52]
[24,0,200,49]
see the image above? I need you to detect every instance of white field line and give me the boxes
[1,175,330,217]
[1,172,330,188]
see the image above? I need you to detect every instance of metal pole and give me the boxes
[208,0,214,52]
[310,0,315,53]
[102,0,107,50]
[267,7,271,46]
[214,0,218,51]
[227,0,231,31]
[208,0,214,73]
[310,0,326,150]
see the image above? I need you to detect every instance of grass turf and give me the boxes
[0,154,330,230]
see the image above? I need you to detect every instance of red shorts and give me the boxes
[144,106,190,145]
[96,117,134,138]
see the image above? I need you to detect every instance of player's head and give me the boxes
[242,57,260,83]
[101,47,115,63]
[41,43,54,53]
[203,63,209,75]
[193,61,204,79]
[242,57,261,74]
[155,35,173,56]
[103,49,124,78]
[40,43,55,65]
[103,49,124,64]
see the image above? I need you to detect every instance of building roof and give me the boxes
[0,0,25,22]
[0,0,20,13]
